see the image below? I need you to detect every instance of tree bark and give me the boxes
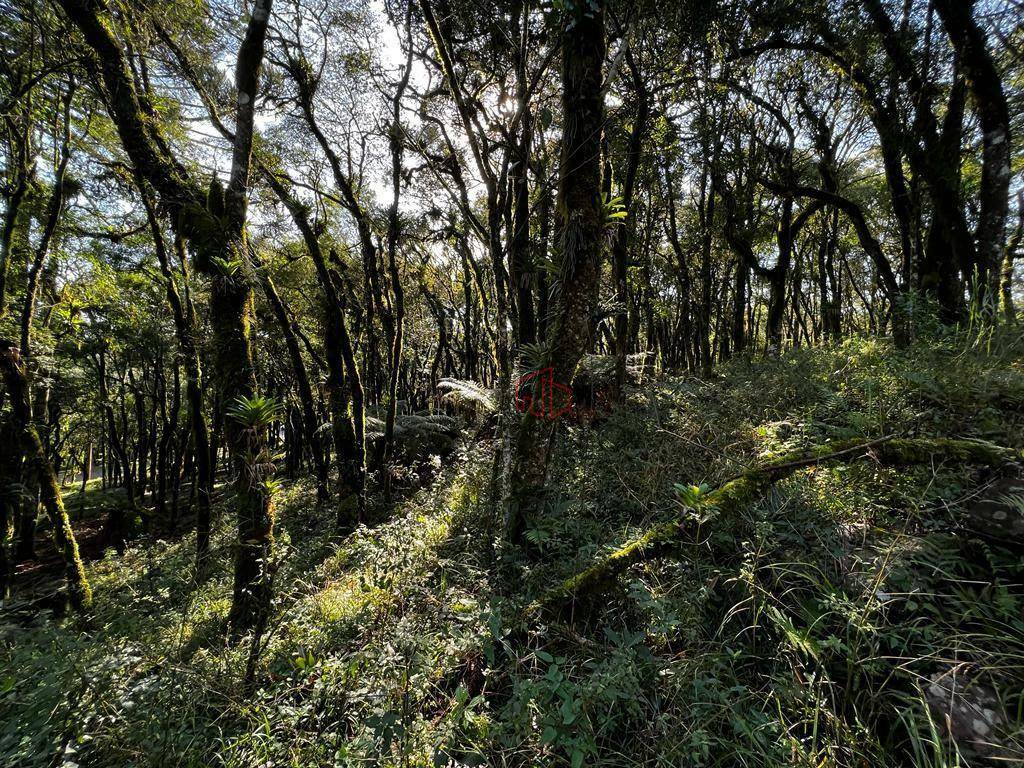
[610,49,648,398]
[141,190,214,564]
[1001,191,1023,321]
[0,102,34,317]
[259,271,329,505]
[933,0,1013,306]
[261,171,364,526]
[382,15,413,499]
[508,0,606,544]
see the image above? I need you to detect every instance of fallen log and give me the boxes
[526,437,1021,618]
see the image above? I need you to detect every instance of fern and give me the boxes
[396,414,457,437]
[366,413,458,442]
[437,378,496,413]
[364,416,387,441]
[997,492,1024,516]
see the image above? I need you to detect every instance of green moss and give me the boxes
[534,436,1018,617]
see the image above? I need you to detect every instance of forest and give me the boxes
[1,0,1023,764]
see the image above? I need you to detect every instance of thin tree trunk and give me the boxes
[259,272,330,505]
[1001,191,1023,321]
[382,14,413,500]
[611,51,648,399]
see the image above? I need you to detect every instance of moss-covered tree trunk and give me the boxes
[862,0,976,320]
[610,51,648,398]
[382,24,412,500]
[0,414,16,600]
[1001,191,1023,322]
[1,341,91,610]
[919,74,967,323]
[530,437,1021,617]
[285,50,380,437]
[59,0,275,632]
[220,0,273,624]
[208,225,273,632]
[262,169,364,527]
[336,278,366,527]
[324,288,364,530]
[95,348,131,551]
[0,101,33,318]
[144,196,214,564]
[510,1,536,351]
[507,0,606,545]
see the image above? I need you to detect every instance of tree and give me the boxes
[57,0,276,633]
[507,0,606,544]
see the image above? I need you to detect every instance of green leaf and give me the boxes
[227,395,283,429]
[560,697,577,725]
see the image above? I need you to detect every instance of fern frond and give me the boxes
[437,378,496,413]
[998,492,1024,515]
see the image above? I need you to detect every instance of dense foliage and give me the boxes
[2,332,1023,765]
[1,0,1023,765]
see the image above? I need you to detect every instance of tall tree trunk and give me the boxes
[140,185,214,560]
[19,81,73,365]
[510,2,536,350]
[0,416,13,600]
[0,104,34,317]
[130,369,148,503]
[96,350,131,550]
[213,0,274,634]
[325,266,365,529]
[1001,191,1023,321]
[934,0,1013,307]
[862,0,976,318]
[261,171,364,526]
[508,0,605,544]
[382,14,413,500]
[58,0,275,632]
[420,0,515,517]
[159,212,213,563]
[156,358,179,524]
[765,196,794,351]
[920,74,966,321]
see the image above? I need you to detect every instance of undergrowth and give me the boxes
[2,330,1023,767]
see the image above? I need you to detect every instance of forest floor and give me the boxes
[2,331,1024,767]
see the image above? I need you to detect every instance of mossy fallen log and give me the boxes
[527,437,1021,618]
